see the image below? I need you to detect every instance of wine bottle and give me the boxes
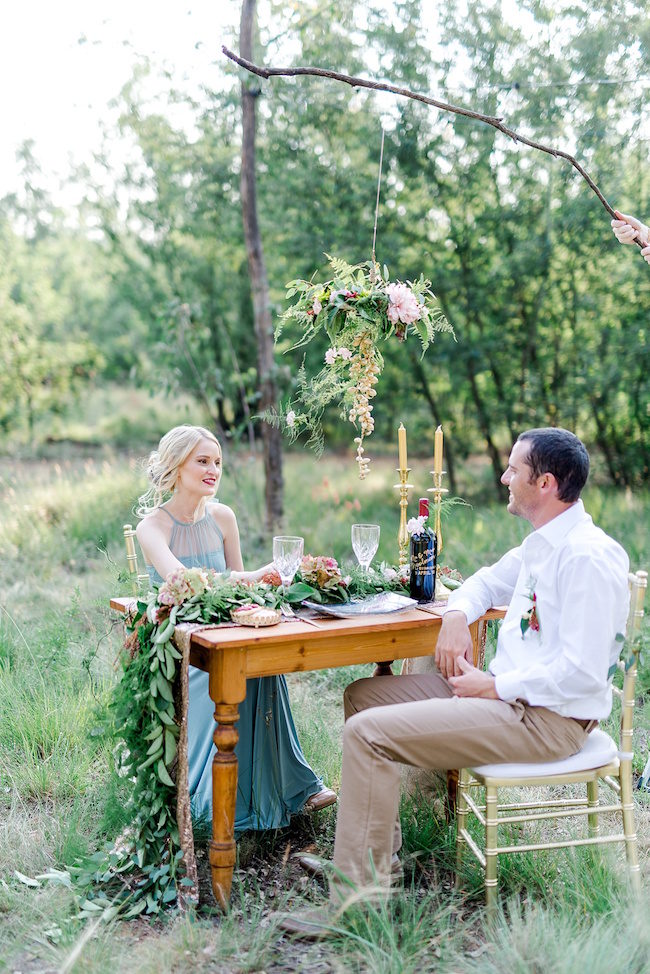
[409,497,437,603]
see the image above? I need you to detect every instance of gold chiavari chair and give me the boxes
[455,569,647,912]
[123,523,151,595]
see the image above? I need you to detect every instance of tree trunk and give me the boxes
[239,0,283,531]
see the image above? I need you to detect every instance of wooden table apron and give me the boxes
[111,601,504,907]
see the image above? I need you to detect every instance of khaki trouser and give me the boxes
[330,672,590,903]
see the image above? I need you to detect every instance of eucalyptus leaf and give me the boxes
[164,729,177,765]
[157,759,175,788]
[156,672,174,702]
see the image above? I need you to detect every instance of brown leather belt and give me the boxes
[573,718,598,732]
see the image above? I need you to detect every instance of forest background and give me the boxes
[1,0,648,496]
[2,1,650,970]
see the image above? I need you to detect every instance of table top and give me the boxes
[111,596,506,678]
[111,597,505,644]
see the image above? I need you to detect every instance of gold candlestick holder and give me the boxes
[428,471,449,598]
[394,468,413,566]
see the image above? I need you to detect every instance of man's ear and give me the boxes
[538,472,559,494]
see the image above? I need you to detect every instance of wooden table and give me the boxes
[111,599,505,906]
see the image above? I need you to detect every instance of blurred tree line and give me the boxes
[1,0,648,492]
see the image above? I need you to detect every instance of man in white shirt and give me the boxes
[280,428,629,937]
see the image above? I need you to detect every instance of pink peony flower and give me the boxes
[325,348,337,365]
[387,283,421,325]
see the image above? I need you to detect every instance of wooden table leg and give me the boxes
[471,619,488,670]
[373,660,395,676]
[208,646,246,909]
[446,622,485,817]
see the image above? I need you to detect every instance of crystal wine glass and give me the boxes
[351,523,380,570]
[272,535,304,594]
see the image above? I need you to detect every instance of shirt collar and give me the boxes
[530,499,589,550]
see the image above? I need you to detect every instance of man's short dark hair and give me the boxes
[517,428,589,503]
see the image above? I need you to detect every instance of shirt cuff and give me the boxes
[493,670,525,703]
[445,593,477,623]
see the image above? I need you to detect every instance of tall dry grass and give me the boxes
[0,449,648,972]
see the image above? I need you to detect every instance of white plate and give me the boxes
[302,592,417,618]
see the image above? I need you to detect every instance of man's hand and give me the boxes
[435,611,473,679]
[448,656,499,698]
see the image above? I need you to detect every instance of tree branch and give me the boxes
[223,45,640,240]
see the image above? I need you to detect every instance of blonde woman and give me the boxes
[136,425,335,832]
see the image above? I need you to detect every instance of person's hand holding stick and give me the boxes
[611,210,650,265]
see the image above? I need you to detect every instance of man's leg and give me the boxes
[331,674,587,903]
[342,673,454,857]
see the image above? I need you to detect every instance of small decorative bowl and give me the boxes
[231,605,282,628]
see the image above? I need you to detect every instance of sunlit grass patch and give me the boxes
[461,891,650,974]
[0,667,113,802]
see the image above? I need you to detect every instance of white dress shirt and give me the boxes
[447,501,629,718]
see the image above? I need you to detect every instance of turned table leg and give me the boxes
[208,647,246,908]
[373,660,395,676]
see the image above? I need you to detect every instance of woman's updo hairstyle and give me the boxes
[137,425,220,518]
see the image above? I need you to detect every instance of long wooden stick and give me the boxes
[222,45,643,245]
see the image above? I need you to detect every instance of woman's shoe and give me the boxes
[303,787,337,812]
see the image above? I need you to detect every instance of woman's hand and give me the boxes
[611,210,650,264]
[231,563,276,584]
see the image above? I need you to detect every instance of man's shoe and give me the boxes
[277,906,335,940]
[296,851,402,880]
[303,787,337,812]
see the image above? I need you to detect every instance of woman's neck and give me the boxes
[164,492,207,523]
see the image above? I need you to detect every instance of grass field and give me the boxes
[1,448,649,973]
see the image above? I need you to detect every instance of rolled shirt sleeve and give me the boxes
[447,546,523,624]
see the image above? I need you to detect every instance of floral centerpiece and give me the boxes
[270,256,452,478]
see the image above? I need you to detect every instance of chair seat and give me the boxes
[470,728,619,779]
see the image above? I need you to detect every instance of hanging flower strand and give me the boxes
[270,255,453,479]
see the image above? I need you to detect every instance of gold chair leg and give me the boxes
[587,779,600,837]
[455,769,469,888]
[619,763,641,891]
[485,784,498,914]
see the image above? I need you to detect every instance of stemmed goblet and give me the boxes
[351,523,380,571]
[272,535,305,595]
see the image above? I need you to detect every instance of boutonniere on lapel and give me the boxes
[520,578,541,638]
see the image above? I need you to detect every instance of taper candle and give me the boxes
[398,423,407,470]
[434,425,443,474]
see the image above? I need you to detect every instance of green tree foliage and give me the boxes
[1,0,648,487]
[0,210,103,439]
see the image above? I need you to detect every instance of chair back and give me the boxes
[123,523,150,595]
[616,570,647,753]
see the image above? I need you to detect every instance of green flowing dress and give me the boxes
[147,505,322,832]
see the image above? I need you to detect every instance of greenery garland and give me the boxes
[70,558,422,918]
